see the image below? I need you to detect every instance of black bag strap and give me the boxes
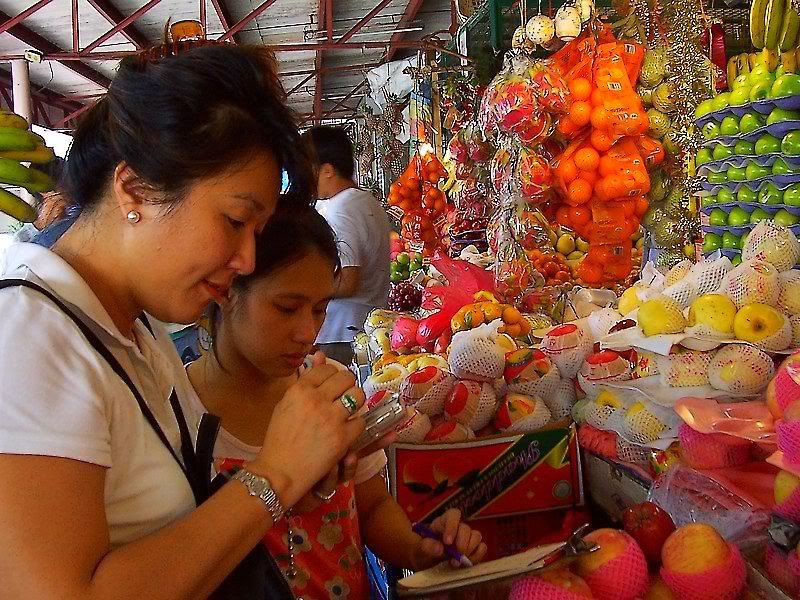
[194,413,221,503]
[0,279,197,496]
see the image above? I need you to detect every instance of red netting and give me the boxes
[777,419,800,467]
[774,368,800,412]
[774,474,800,522]
[765,543,800,596]
[509,573,592,600]
[678,424,752,470]
[660,543,746,600]
[581,533,648,600]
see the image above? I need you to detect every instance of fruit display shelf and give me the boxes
[697,152,800,174]
[700,120,800,148]
[695,94,800,126]
[700,174,800,194]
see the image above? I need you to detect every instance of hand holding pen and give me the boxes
[410,509,488,570]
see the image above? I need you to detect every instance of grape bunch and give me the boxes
[388,281,423,312]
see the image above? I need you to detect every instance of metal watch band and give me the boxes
[232,469,285,523]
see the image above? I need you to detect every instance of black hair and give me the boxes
[64,43,313,212]
[303,125,355,180]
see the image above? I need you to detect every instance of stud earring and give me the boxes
[126,210,141,224]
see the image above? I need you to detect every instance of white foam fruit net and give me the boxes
[665,260,694,287]
[688,256,733,296]
[448,321,506,381]
[508,367,561,404]
[503,396,553,434]
[545,378,577,421]
[363,364,409,398]
[778,270,800,316]
[621,401,674,445]
[721,259,780,308]
[542,328,594,379]
[394,409,431,443]
[753,316,793,352]
[656,350,715,387]
[447,381,498,431]
[616,437,651,466]
[662,278,699,310]
[708,344,775,395]
[584,392,626,432]
[586,308,624,342]
[410,372,457,416]
[742,221,800,272]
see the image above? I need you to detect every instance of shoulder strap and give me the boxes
[0,279,194,488]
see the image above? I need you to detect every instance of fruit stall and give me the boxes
[354,0,800,596]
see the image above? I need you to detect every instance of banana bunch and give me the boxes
[726,48,798,84]
[751,0,800,50]
[0,110,56,223]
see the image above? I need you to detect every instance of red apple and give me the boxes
[622,501,676,566]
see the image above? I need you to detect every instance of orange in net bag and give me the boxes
[595,138,651,201]
[592,42,649,142]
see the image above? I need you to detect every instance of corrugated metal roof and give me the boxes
[0,0,451,124]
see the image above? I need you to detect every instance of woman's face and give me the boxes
[227,250,336,377]
[128,151,280,325]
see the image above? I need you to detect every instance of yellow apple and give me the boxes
[733,303,789,347]
[687,294,737,336]
[661,523,730,574]
[595,389,624,409]
[775,469,800,504]
[644,575,676,599]
[537,568,593,597]
[619,286,643,316]
[708,344,774,395]
[638,296,687,337]
[575,528,631,576]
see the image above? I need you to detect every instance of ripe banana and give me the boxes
[0,143,55,164]
[748,52,758,70]
[0,187,36,222]
[727,56,739,84]
[751,0,770,48]
[739,53,752,75]
[781,48,798,72]
[0,128,37,152]
[766,0,787,50]
[0,157,32,185]
[20,167,54,193]
[781,4,800,49]
[761,47,780,70]
[0,111,28,130]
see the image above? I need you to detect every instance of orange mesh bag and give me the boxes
[678,424,753,469]
[592,42,649,142]
[660,543,747,600]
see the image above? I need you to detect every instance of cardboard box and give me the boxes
[388,424,582,523]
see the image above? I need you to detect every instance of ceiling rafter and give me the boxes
[86,0,151,48]
[0,10,111,89]
[81,0,162,55]
[0,0,54,36]
[336,0,395,44]
[388,0,426,60]
[218,0,279,42]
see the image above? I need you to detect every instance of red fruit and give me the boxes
[622,501,676,566]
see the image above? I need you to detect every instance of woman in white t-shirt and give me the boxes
[185,206,488,599]
[0,42,368,598]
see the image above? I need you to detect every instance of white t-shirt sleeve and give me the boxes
[0,286,113,466]
[324,202,365,269]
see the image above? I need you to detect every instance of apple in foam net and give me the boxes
[661,523,730,574]
[733,303,786,344]
[774,469,800,505]
[536,568,593,597]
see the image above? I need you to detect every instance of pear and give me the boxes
[723,260,780,308]
[708,344,774,395]
[778,270,800,316]
[656,348,714,386]
[734,303,792,351]
[637,295,688,336]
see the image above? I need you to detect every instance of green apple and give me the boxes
[785,183,800,206]
[773,157,800,174]
[755,133,782,154]
[695,99,716,119]
[749,65,774,79]
[732,74,751,90]
[703,232,723,253]
[727,165,748,181]
[732,254,742,266]
[738,185,759,203]
[734,140,756,155]
[728,206,751,226]
[722,231,741,249]
[729,87,752,106]
[767,108,800,125]
[696,147,714,165]
[750,207,771,223]
[740,113,766,134]
[775,208,800,227]
[771,73,800,98]
[701,194,718,207]
[707,170,729,184]
[718,187,736,204]
[782,131,800,156]
[759,182,784,204]
[750,81,773,102]
[776,65,786,79]
[720,116,741,135]
[746,161,772,180]
[708,208,728,226]
[703,121,722,140]
[711,92,731,111]
[712,144,735,160]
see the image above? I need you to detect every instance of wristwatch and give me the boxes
[232,469,286,523]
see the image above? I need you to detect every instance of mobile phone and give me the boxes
[351,394,409,452]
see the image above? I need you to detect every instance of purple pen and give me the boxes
[412,522,473,568]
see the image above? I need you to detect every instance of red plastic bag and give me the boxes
[391,317,420,352]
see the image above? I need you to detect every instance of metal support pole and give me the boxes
[11,60,32,124]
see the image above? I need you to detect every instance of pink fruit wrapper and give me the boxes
[660,543,746,600]
[581,533,648,600]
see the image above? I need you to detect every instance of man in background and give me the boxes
[303,126,391,366]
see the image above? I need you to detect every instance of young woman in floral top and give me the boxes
[183,205,487,599]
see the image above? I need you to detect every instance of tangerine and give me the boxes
[569,77,592,102]
[574,147,600,172]
[634,195,649,217]
[569,101,592,127]
[590,129,613,152]
[590,106,610,130]
[555,205,573,227]
[591,88,605,107]
[567,178,592,205]
[582,170,598,185]
[557,158,579,184]
[570,205,591,227]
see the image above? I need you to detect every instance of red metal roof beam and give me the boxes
[336,0,394,44]
[0,0,54,36]
[322,80,367,119]
[217,0,279,42]
[82,0,162,55]
[388,0,425,60]
[86,0,151,48]
[286,72,315,97]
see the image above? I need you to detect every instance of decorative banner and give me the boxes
[389,425,582,524]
